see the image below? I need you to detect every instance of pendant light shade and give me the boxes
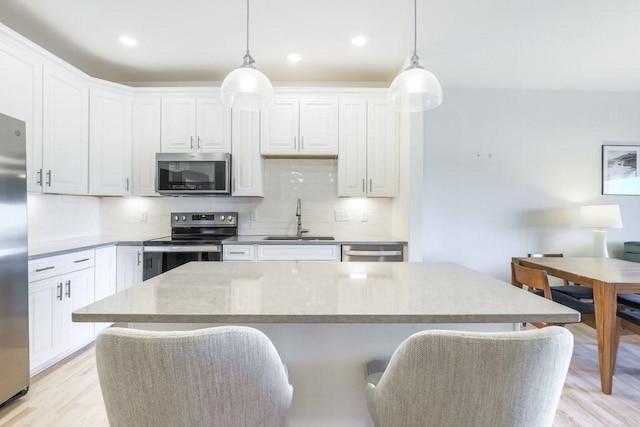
[388,0,442,113]
[220,0,273,111]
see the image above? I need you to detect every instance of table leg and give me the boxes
[592,280,617,395]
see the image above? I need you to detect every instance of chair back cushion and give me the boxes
[366,327,573,427]
[96,326,293,427]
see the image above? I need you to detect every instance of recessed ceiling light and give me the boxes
[351,36,367,46]
[119,36,137,47]
[287,53,301,62]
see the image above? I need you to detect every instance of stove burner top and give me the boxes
[143,211,238,247]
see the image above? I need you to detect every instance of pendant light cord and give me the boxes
[413,0,417,55]
[246,0,250,54]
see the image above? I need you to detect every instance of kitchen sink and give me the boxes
[263,236,335,241]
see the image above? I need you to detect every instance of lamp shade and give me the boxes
[388,67,443,113]
[579,204,623,229]
[220,67,274,111]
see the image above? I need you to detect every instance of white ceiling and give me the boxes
[1,0,640,90]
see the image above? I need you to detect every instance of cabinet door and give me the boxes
[89,87,132,195]
[117,246,143,291]
[366,99,398,197]
[161,97,197,152]
[42,63,89,194]
[0,39,43,193]
[232,110,264,196]
[197,97,232,152]
[62,268,95,350]
[299,97,338,155]
[132,96,161,196]
[338,98,367,197]
[29,277,64,371]
[261,97,298,155]
[94,246,117,300]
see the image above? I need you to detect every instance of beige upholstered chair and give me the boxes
[366,327,573,427]
[96,326,293,427]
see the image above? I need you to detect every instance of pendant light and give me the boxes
[220,0,274,111]
[388,0,442,113]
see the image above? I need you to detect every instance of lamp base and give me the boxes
[592,229,609,258]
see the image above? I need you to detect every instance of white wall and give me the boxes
[422,88,640,281]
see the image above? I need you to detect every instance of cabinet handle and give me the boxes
[137,251,141,266]
[197,136,202,149]
[233,177,236,193]
[46,170,52,186]
[190,136,194,149]
[37,169,43,186]
[35,266,55,272]
[362,179,365,193]
[56,283,63,301]
[74,258,90,263]
[294,136,297,150]
[369,179,372,193]
[126,178,130,192]
[229,251,245,255]
[301,136,304,150]
[65,280,71,298]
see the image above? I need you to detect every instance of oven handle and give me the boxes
[143,245,221,253]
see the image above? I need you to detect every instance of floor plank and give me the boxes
[0,324,638,426]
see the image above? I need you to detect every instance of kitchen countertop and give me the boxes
[73,261,579,324]
[29,234,406,260]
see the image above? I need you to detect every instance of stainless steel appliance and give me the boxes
[156,152,231,195]
[341,244,405,262]
[0,113,29,407]
[143,212,238,280]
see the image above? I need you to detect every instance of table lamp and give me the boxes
[579,204,623,258]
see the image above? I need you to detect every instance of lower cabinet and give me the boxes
[94,246,117,332]
[116,245,143,291]
[223,244,256,261]
[257,244,340,261]
[28,251,95,374]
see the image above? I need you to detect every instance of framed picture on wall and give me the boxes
[602,144,640,195]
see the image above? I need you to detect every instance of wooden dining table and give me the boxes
[513,256,640,395]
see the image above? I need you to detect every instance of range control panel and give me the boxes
[170,212,238,227]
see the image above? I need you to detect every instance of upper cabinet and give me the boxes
[261,96,338,157]
[132,96,161,196]
[89,85,132,196]
[42,63,89,195]
[338,96,398,198]
[232,110,264,197]
[161,96,231,153]
[0,35,43,193]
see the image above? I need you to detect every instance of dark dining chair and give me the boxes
[527,253,594,300]
[512,262,595,329]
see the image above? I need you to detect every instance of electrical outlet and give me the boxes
[140,210,148,222]
[334,210,349,222]
[250,210,257,221]
[352,210,368,222]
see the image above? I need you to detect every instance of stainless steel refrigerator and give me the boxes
[0,112,29,407]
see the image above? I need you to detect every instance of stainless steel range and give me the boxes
[143,212,238,280]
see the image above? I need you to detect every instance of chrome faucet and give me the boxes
[296,198,309,238]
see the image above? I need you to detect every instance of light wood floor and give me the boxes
[0,324,639,427]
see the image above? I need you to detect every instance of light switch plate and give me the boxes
[334,210,349,222]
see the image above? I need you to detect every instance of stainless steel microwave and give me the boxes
[156,153,231,195]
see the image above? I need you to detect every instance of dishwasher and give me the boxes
[341,244,405,262]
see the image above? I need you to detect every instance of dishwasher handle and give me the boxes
[343,250,403,257]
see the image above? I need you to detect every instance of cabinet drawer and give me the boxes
[223,245,255,261]
[257,244,340,261]
[29,249,95,281]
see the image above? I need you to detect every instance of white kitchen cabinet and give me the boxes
[132,96,161,196]
[116,245,143,291]
[261,96,338,156]
[0,35,43,193]
[161,96,231,153]
[257,244,340,261]
[89,86,132,195]
[28,250,95,374]
[94,246,117,332]
[338,96,398,197]
[231,110,264,196]
[223,244,256,261]
[42,62,89,195]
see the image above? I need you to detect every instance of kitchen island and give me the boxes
[74,261,578,427]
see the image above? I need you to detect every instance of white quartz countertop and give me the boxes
[28,234,160,259]
[73,261,579,324]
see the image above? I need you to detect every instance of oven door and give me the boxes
[143,245,221,280]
